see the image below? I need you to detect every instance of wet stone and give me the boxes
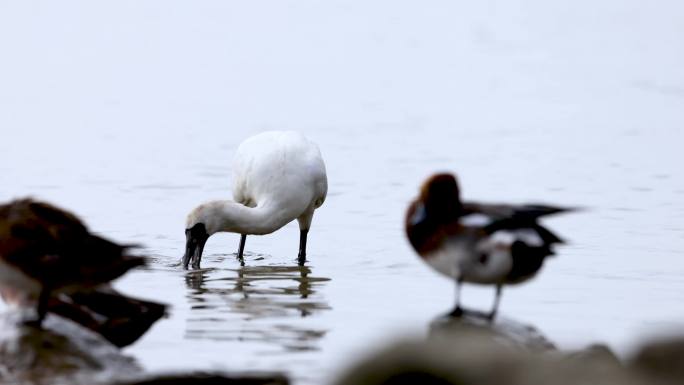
[334,319,650,385]
[0,311,292,385]
[0,312,140,385]
[429,312,557,352]
[630,336,684,384]
[110,372,290,385]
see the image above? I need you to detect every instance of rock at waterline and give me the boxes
[429,311,557,352]
[333,314,644,385]
[0,312,291,385]
[110,372,290,385]
[630,336,684,384]
[0,311,141,385]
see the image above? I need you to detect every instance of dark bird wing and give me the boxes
[0,199,145,289]
[461,202,575,283]
[462,202,574,244]
[463,202,572,221]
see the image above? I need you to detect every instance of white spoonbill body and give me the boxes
[184,131,327,269]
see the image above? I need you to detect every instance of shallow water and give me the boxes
[1,1,684,384]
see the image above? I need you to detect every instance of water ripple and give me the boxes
[183,259,331,353]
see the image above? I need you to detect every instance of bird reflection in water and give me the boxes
[428,311,556,352]
[183,253,331,352]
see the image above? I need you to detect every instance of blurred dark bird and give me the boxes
[0,198,165,345]
[405,173,574,320]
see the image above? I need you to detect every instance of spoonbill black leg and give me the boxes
[237,234,247,263]
[487,284,503,322]
[448,278,464,317]
[298,229,308,265]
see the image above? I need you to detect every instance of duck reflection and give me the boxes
[183,254,331,352]
[428,311,556,352]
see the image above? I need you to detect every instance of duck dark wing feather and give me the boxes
[463,202,572,244]
[463,202,573,282]
[0,199,145,288]
[506,240,552,283]
[463,202,572,221]
[73,235,146,285]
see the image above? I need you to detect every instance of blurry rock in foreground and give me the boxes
[334,315,648,385]
[0,312,141,385]
[630,336,684,384]
[111,372,290,385]
[0,312,291,385]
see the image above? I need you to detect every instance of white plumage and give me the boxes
[183,131,328,269]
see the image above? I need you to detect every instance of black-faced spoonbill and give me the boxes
[184,131,327,269]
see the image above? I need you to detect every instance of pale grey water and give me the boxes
[1,1,684,384]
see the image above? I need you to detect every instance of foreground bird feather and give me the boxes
[0,199,165,342]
